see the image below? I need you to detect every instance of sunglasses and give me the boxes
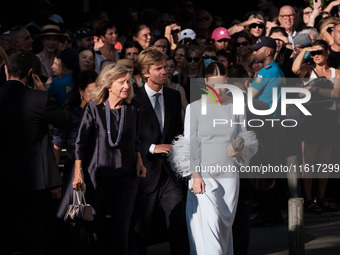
[203,55,218,61]
[217,39,230,43]
[186,57,200,62]
[236,41,249,47]
[311,50,325,56]
[249,23,265,29]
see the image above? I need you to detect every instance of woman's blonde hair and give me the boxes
[91,63,134,105]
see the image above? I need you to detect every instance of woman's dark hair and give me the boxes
[167,56,177,66]
[205,61,227,78]
[94,19,116,37]
[227,64,249,78]
[313,39,329,51]
[216,50,236,65]
[268,27,288,37]
[312,39,331,67]
[230,30,253,53]
[150,35,171,56]
[64,70,98,109]
[120,40,143,59]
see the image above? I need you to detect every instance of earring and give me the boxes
[80,94,83,100]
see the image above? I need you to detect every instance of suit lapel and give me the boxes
[162,88,171,141]
[139,87,162,134]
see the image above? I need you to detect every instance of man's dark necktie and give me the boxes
[153,92,162,133]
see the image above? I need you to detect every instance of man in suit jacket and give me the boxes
[133,47,189,255]
[0,49,70,254]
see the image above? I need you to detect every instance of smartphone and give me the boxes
[313,0,321,10]
[26,72,34,88]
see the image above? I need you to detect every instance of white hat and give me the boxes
[179,29,196,42]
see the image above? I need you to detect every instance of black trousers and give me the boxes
[134,170,189,255]
[94,174,139,255]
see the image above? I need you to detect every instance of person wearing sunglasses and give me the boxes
[244,12,266,44]
[211,27,231,52]
[292,39,340,214]
[233,31,253,76]
[183,44,204,102]
[194,9,213,41]
[202,45,217,67]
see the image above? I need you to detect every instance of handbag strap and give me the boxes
[73,189,87,205]
[311,68,320,78]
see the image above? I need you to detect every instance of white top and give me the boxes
[306,68,336,110]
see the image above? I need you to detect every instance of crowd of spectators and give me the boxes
[1,0,340,254]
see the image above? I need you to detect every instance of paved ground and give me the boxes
[147,210,340,255]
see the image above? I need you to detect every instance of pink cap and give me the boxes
[211,27,231,41]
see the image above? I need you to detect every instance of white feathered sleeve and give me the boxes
[234,130,259,166]
[168,104,200,178]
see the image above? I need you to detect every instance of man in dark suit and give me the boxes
[133,47,189,255]
[0,49,70,254]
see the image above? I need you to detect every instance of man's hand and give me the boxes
[32,74,45,91]
[154,144,172,154]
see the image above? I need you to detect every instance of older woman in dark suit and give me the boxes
[72,63,146,254]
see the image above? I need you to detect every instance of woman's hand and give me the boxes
[304,45,324,53]
[165,23,181,51]
[72,168,85,191]
[227,143,244,159]
[192,172,205,194]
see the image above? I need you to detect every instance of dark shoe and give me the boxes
[316,198,338,212]
[305,199,322,214]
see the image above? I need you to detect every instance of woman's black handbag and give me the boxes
[305,69,334,109]
[64,190,94,222]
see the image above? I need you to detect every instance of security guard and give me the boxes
[247,36,287,228]
[249,36,286,117]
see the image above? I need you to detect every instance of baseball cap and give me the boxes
[73,27,93,41]
[211,27,231,41]
[48,14,64,24]
[179,29,196,42]
[293,33,312,47]
[249,36,277,51]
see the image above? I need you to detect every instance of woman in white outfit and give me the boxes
[169,62,258,255]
